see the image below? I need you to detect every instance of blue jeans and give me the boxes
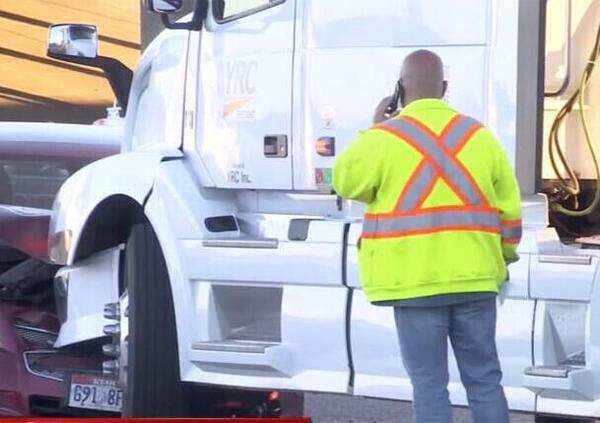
[394,298,509,423]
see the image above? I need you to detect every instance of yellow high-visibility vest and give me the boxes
[333,99,521,303]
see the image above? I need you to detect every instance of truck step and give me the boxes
[523,365,592,399]
[524,365,576,378]
[202,237,278,249]
[191,340,278,353]
[189,340,292,376]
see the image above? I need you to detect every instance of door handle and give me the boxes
[264,135,287,158]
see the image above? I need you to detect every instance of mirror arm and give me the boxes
[159,0,208,31]
[48,53,133,113]
[96,57,133,113]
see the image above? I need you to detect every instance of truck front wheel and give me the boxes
[122,222,191,416]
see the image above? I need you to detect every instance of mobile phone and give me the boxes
[384,80,402,118]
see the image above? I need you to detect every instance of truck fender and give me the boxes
[49,148,182,266]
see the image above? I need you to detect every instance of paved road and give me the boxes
[303,393,535,423]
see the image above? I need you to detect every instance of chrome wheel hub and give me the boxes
[102,290,129,388]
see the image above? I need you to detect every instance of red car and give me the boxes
[0,121,120,416]
[0,122,288,418]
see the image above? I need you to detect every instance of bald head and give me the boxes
[400,50,446,106]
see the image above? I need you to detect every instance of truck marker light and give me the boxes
[316,137,335,157]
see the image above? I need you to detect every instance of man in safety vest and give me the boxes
[333,50,521,423]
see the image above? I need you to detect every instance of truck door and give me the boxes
[196,0,295,189]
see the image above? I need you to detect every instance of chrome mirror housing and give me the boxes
[145,0,184,14]
[47,24,98,59]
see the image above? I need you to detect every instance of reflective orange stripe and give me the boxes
[502,219,522,227]
[365,205,498,219]
[362,208,501,239]
[501,219,522,244]
[362,226,501,240]
[364,115,497,239]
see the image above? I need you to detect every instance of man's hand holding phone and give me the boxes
[373,80,403,124]
[373,95,395,124]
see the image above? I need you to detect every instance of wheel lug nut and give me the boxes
[102,343,120,357]
[103,323,120,336]
[102,359,119,375]
[104,303,120,320]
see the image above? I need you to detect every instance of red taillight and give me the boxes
[316,137,335,157]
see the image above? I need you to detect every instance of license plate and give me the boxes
[68,373,123,413]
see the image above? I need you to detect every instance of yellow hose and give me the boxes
[553,60,600,216]
[550,23,600,216]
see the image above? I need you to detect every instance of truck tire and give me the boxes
[123,223,191,417]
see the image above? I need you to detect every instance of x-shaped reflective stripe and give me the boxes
[361,115,521,243]
[361,115,505,240]
[378,115,486,212]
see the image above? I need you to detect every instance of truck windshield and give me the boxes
[215,0,278,21]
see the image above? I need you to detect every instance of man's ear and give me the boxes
[441,80,448,98]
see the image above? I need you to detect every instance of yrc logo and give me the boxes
[222,60,258,120]
[225,60,257,96]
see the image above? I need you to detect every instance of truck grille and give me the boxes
[13,321,57,348]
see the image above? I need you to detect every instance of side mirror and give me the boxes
[145,0,206,31]
[48,24,98,59]
[47,24,133,114]
[145,0,183,14]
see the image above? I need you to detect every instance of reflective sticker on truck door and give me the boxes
[315,167,332,191]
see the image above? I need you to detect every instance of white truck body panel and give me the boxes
[190,0,520,191]
[179,216,350,391]
[122,27,190,153]
[293,0,509,190]
[54,247,121,347]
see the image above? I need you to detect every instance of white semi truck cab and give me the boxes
[43,0,600,420]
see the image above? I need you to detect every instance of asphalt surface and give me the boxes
[303,393,535,423]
